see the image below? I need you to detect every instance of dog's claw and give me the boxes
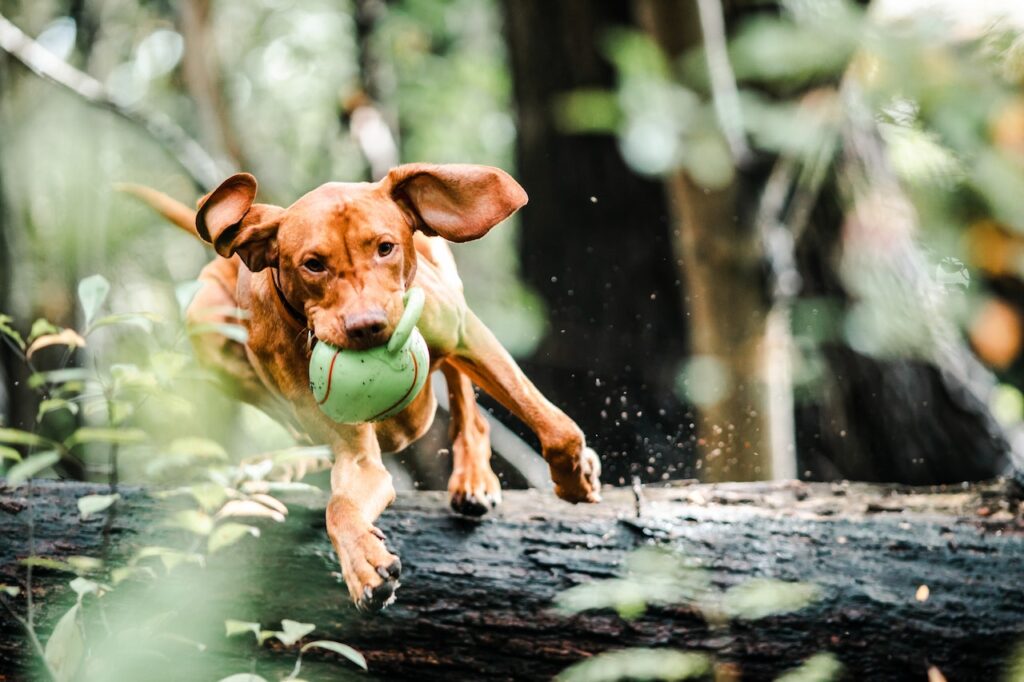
[377,557,401,580]
[450,489,501,517]
[357,557,401,612]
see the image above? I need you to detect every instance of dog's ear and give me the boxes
[196,173,283,271]
[385,164,528,242]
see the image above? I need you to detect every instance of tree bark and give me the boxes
[1,480,1022,681]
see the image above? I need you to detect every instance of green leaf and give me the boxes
[239,481,324,497]
[65,556,103,574]
[65,427,147,448]
[26,329,86,359]
[20,556,76,573]
[274,619,315,646]
[556,648,710,682]
[0,427,55,448]
[28,318,60,343]
[109,363,159,391]
[78,274,110,327]
[165,509,214,536]
[68,576,99,599]
[208,523,260,553]
[0,445,22,462]
[216,675,268,682]
[28,368,94,389]
[269,445,332,465]
[44,602,84,682]
[189,481,230,512]
[168,437,228,461]
[188,321,249,344]
[111,565,156,585]
[225,619,262,640]
[555,88,621,134]
[6,451,61,485]
[556,548,708,619]
[301,640,367,670]
[722,579,820,620]
[149,351,191,384]
[1,584,21,597]
[603,28,672,80]
[131,546,205,572]
[38,399,79,420]
[774,652,843,682]
[0,314,25,351]
[77,493,120,520]
[175,280,205,315]
[728,14,859,86]
[88,312,160,334]
[1006,641,1024,682]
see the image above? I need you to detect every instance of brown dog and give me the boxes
[128,164,601,610]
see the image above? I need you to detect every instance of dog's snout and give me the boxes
[344,309,389,344]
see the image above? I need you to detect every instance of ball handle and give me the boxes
[387,286,425,354]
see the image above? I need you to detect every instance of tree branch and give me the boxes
[0,13,225,191]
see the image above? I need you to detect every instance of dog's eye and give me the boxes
[303,258,326,273]
[377,242,395,257]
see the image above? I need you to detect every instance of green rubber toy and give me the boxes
[309,287,429,424]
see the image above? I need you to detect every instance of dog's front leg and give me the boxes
[325,424,401,610]
[448,311,601,504]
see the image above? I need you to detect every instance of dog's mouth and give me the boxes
[308,327,394,352]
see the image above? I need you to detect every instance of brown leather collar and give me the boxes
[270,268,308,332]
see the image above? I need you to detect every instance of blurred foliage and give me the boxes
[554,546,831,682]
[556,649,711,682]
[556,0,1024,430]
[0,0,541,373]
[0,1,544,675]
[0,275,368,680]
[2,0,1024,678]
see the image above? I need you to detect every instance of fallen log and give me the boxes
[1,479,1022,681]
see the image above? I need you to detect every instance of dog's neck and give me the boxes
[269,268,308,332]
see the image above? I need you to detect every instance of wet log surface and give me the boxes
[1,479,1023,681]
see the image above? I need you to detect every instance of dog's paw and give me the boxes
[448,467,502,517]
[337,526,402,612]
[551,446,602,504]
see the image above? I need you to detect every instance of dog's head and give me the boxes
[195,164,527,350]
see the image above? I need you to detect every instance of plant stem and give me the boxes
[0,593,59,681]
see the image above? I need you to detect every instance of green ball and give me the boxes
[308,287,430,424]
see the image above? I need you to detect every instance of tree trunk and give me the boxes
[637,0,789,482]
[793,90,1014,484]
[179,0,248,172]
[502,0,692,487]
[1,480,1022,681]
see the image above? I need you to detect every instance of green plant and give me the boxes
[553,546,835,682]
[0,274,361,681]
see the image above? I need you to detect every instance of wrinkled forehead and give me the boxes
[279,182,405,242]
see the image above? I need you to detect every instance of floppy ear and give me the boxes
[196,173,283,272]
[385,163,528,242]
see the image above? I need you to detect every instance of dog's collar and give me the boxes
[270,268,308,332]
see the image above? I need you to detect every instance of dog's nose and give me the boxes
[344,309,388,344]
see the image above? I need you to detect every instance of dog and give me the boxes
[127,164,601,610]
